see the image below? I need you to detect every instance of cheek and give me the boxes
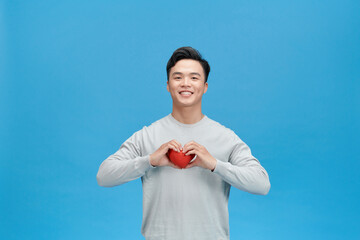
[170,85,179,93]
[170,88,178,96]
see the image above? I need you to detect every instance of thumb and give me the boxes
[185,160,197,169]
[169,161,181,169]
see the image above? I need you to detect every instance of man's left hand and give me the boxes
[182,141,217,171]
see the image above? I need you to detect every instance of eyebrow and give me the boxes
[172,72,202,76]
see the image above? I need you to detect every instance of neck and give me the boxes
[171,104,204,124]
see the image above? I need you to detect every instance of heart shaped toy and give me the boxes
[166,149,196,169]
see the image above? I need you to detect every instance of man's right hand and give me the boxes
[149,139,182,169]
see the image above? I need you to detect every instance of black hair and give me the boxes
[166,46,210,82]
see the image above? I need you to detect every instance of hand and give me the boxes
[149,139,182,169]
[183,141,217,171]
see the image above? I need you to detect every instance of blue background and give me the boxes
[1,0,359,239]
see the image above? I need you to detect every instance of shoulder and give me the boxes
[205,115,239,140]
[132,114,167,135]
[145,114,168,129]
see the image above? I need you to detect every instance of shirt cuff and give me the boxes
[212,159,227,174]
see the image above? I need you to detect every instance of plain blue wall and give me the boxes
[1,0,359,239]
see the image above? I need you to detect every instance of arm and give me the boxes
[213,133,271,195]
[96,131,155,187]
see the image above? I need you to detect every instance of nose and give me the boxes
[180,76,191,87]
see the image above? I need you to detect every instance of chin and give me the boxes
[176,101,199,108]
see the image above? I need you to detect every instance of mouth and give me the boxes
[178,91,193,96]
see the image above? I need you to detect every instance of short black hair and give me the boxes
[166,46,210,82]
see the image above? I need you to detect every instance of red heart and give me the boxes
[166,149,196,169]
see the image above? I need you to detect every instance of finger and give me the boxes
[183,143,194,153]
[185,149,196,155]
[189,155,197,162]
[172,144,181,152]
[183,142,189,151]
[185,161,197,169]
[167,143,180,152]
[185,140,199,147]
[171,139,183,151]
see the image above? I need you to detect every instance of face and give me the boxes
[167,59,208,108]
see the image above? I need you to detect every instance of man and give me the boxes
[96,46,271,240]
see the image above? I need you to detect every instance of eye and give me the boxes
[192,77,199,80]
[174,76,181,80]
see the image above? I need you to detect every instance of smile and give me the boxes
[179,91,193,97]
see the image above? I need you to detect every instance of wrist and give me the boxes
[149,154,157,167]
[210,158,217,172]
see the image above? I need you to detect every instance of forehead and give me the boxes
[170,59,204,75]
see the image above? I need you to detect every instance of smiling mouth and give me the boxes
[179,92,192,96]
[179,91,193,96]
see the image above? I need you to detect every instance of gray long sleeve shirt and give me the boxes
[96,113,271,240]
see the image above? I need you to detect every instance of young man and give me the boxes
[96,46,271,240]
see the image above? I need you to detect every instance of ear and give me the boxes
[203,82,208,94]
[167,81,169,92]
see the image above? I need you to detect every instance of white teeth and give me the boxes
[180,92,192,95]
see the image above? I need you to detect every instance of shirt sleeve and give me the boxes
[212,132,271,195]
[96,129,156,187]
